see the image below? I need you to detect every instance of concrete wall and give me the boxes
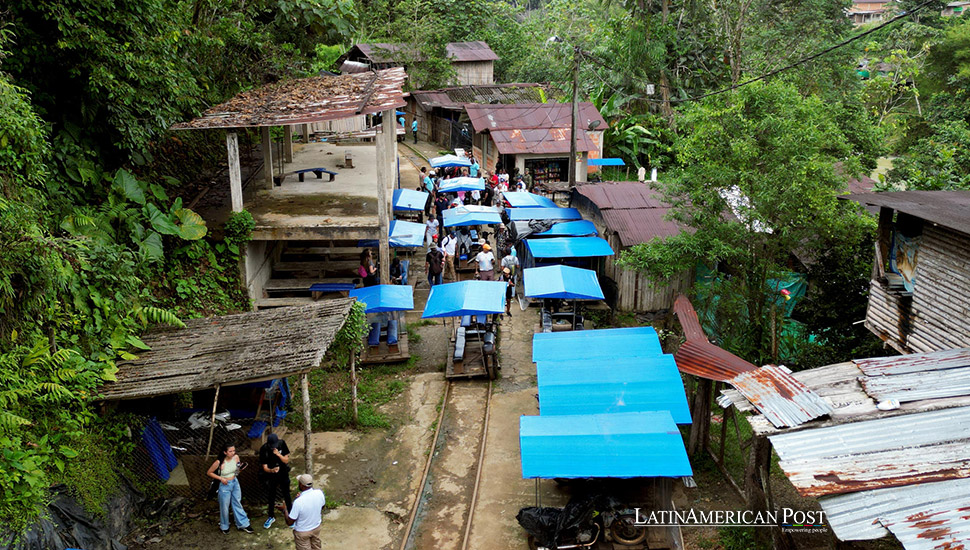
[242,240,276,307]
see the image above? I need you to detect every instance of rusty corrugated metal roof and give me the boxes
[465,103,607,132]
[411,84,544,111]
[172,68,407,130]
[575,182,667,210]
[490,128,597,155]
[601,208,682,247]
[729,365,833,428]
[840,190,970,237]
[672,294,758,381]
[854,348,970,375]
[857,348,970,404]
[673,294,707,341]
[352,43,410,64]
[769,405,970,498]
[446,41,499,62]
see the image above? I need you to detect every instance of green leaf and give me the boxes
[114,169,146,205]
[146,203,179,235]
[174,208,207,240]
[140,231,164,261]
[59,446,79,459]
[125,335,151,350]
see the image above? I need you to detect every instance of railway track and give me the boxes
[399,378,494,550]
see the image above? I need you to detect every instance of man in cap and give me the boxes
[474,243,496,281]
[277,474,326,550]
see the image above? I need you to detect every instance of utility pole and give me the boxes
[568,46,580,188]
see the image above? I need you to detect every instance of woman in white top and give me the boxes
[208,444,253,534]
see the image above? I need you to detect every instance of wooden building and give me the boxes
[406,83,545,150]
[464,103,606,182]
[340,41,498,86]
[571,182,691,312]
[843,191,970,353]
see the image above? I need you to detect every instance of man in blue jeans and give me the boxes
[412,119,418,143]
[426,241,444,288]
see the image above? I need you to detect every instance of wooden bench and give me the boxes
[294,168,338,182]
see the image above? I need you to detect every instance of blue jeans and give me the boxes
[387,318,399,345]
[217,478,250,531]
[368,322,381,346]
[428,273,442,287]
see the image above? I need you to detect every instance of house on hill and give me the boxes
[340,41,498,85]
[465,103,606,183]
[842,190,970,353]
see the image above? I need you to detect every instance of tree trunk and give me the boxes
[688,377,712,457]
[350,352,359,425]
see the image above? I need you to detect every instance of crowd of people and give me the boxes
[206,436,327,550]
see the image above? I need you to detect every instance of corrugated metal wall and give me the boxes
[454,61,494,85]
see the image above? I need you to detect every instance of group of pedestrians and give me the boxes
[206,435,327,550]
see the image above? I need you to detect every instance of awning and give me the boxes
[534,220,598,237]
[438,177,485,193]
[525,237,613,259]
[389,220,425,247]
[430,155,472,168]
[524,265,604,300]
[587,158,626,166]
[442,205,502,227]
[519,411,693,479]
[506,207,581,222]
[393,188,429,211]
[422,280,507,318]
[350,285,414,313]
[503,192,558,208]
[533,327,663,362]
[536,356,692,424]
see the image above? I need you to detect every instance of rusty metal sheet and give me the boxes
[840,191,970,238]
[854,348,970,376]
[446,41,499,62]
[729,365,833,428]
[673,294,708,342]
[465,103,607,132]
[412,83,544,111]
[601,208,682,246]
[769,406,970,497]
[820,478,970,545]
[490,128,597,155]
[861,366,970,403]
[172,68,407,130]
[575,182,667,210]
[674,340,759,381]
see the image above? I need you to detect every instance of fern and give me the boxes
[0,410,31,431]
[134,306,185,328]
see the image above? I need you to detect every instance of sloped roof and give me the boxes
[841,190,970,237]
[465,103,606,133]
[410,83,545,111]
[347,41,497,64]
[446,41,499,62]
[490,128,598,155]
[574,183,683,247]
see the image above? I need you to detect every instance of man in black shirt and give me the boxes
[258,433,292,529]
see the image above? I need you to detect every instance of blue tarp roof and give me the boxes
[393,188,429,211]
[536,356,691,424]
[438,177,485,193]
[523,265,604,300]
[532,327,662,362]
[587,158,626,166]
[534,220,598,237]
[503,192,558,208]
[350,285,414,313]
[519,411,693,479]
[430,155,472,168]
[422,280,507,318]
[442,205,502,227]
[506,207,582,222]
[525,237,613,259]
[389,220,425,248]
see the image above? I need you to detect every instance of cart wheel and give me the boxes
[526,534,539,550]
[609,515,648,546]
[487,364,497,380]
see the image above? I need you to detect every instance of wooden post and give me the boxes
[301,372,313,474]
[227,132,243,213]
[688,377,712,457]
[376,109,394,285]
[284,125,294,164]
[350,352,359,425]
[261,126,274,188]
[568,47,580,187]
[302,124,311,143]
[745,435,795,549]
[204,384,221,460]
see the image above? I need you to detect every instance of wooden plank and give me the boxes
[282,247,364,256]
[255,297,315,308]
[261,126,274,188]
[264,278,356,292]
[360,333,410,365]
[273,261,359,272]
[227,132,243,213]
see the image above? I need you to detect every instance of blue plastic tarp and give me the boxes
[430,155,472,168]
[524,265,604,300]
[536,356,691,424]
[503,192,558,208]
[532,327,663,362]
[587,158,626,166]
[534,220,598,237]
[525,237,613,259]
[388,220,425,248]
[350,285,414,313]
[422,280,507,318]
[520,411,693,479]
[442,205,502,227]
[438,177,485,193]
[506,207,582,222]
[393,188,429,211]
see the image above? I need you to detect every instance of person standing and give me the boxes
[441,231,458,281]
[412,119,418,144]
[207,444,254,534]
[278,474,326,550]
[501,267,514,315]
[469,157,480,178]
[259,434,292,529]
[358,249,379,287]
[397,114,405,142]
[474,244,496,281]
[425,210,439,248]
[426,238,444,287]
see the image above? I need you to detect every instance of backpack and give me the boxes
[205,457,225,500]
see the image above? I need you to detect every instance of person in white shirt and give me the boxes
[474,243,496,281]
[278,474,326,550]
[441,231,458,280]
[425,212,439,248]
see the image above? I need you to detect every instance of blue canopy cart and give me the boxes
[423,280,506,379]
[351,285,414,364]
[524,265,604,331]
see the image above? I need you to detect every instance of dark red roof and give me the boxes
[490,128,598,155]
[410,84,544,111]
[841,190,970,237]
[465,103,607,133]
[446,41,499,62]
[348,41,497,64]
[574,183,683,247]
[575,182,666,210]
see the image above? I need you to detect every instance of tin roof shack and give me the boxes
[570,183,690,312]
[842,191,970,353]
[341,41,498,86]
[172,69,406,304]
[464,103,606,184]
[406,83,545,150]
